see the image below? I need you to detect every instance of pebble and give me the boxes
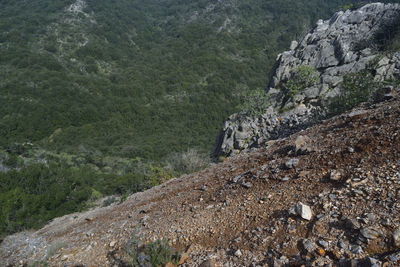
[199,259,216,267]
[242,182,253,189]
[294,202,313,220]
[345,218,360,230]
[350,245,363,254]
[360,227,382,240]
[302,239,316,253]
[295,135,311,154]
[338,241,346,249]
[234,249,243,257]
[232,175,242,183]
[392,229,400,247]
[318,240,329,248]
[330,170,342,181]
[285,158,299,169]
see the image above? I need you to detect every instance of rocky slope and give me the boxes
[1,85,400,267]
[212,3,400,157]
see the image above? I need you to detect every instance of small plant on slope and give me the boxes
[238,88,271,117]
[328,70,377,115]
[279,65,319,105]
[124,237,180,267]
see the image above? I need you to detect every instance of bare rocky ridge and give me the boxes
[212,3,400,157]
[1,90,400,266]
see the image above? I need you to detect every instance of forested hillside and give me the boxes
[0,0,371,158]
[0,0,392,239]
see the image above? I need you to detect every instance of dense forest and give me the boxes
[0,0,395,240]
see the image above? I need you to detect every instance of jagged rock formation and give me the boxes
[212,3,400,157]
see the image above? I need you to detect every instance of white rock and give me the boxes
[295,202,313,220]
[330,170,342,181]
[290,40,298,50]
[393,229,400,247]
[234,249,242,257]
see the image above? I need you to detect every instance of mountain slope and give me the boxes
[1,88,400,266]
[1,0,383,241]
[0,0,374,159]
[2,2,400,266]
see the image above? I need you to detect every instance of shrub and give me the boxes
[165,148,209,175]
[280,65,319,101]
[89,188,103,201]
[328,70,377,115]
[120,193,129,203]
[238,88,271,117]
[124,238,180,267]
[146,165,174,187]
[102,196,117,207]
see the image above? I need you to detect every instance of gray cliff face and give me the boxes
[213,3,400,157]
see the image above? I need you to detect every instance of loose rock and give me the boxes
[392,229,400,247]
[292,202,313,220]
[234,249,243,257]
[285,158,299,169]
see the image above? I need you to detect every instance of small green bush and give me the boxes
[341,2,366,11]
[328,70,377,115]
[124,238,180,267]
[281,65,319,99]
[238,88,271,117]
[120,193,129,203]
[102,196,117,207]
[279,65,319,108]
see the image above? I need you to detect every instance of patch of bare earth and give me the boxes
[1,97,400,266]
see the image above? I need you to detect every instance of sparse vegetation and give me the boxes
[282,66,319,96]
[46,241,66,259]
[102,196,117,207]
[328,70,378,115]
[238,88,271,117]
[124,237,180,267]
[279,65,319,106]
[165,148,210,175]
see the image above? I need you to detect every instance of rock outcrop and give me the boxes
[213,3,400,157]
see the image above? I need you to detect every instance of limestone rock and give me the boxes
[290,40,298,50]
[290,202,313,220]
[234,249,242,257]
[295,135,312,154]
[285,158,299,169]
[302,239,316,253]
[392,229,400,247]
[212,3,400,158]
[330,170,342,181]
